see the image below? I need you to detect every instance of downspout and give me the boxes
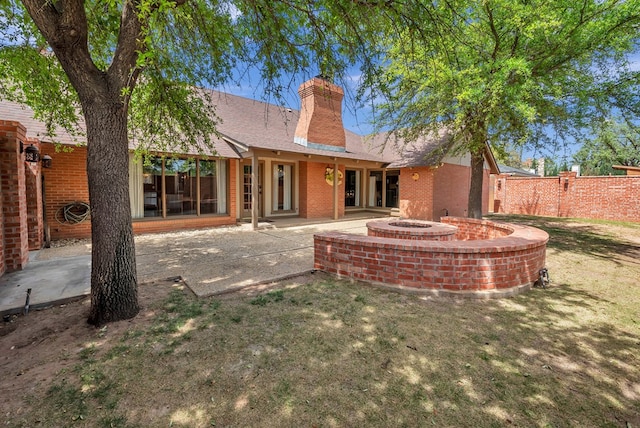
[42,175,50,248]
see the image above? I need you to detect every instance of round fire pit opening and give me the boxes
[367,219,458,241]
[389,221,432,228]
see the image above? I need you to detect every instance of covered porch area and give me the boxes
[236,148,399,230]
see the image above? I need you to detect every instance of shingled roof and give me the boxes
[0,88,467,166]
[202,89,384,162]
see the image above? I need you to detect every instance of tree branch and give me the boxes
[20,0,102,100]
[485,3,500,61]
[108,0,145,95]
[108,0,189,103]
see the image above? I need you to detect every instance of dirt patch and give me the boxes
[0,278,179,421]
[1,216,639,427]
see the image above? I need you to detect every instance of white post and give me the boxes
[251,153,259,230]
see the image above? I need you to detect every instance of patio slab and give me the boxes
[0,216,378,315]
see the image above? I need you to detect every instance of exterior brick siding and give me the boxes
[434,163,491,218]
[399,167,435,220]
[299,161,345,218]
[400,164,491,220]
[41,143,91,239]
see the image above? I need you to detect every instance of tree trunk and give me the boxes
[467,147,485,219]
[19,0,143,326]
[84,96,139,326]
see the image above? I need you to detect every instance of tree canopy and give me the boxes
[1,0,395,150]
[3,0,640,323]
[573,117,640,175]
[0,0,434,324]
[364,0,640,217]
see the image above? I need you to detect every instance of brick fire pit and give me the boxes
[314,217,549,297]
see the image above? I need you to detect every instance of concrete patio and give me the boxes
[0,214,384,316]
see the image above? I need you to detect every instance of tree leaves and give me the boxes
[366,0,640,157]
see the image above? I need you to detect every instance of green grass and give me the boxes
[5,215,640,427]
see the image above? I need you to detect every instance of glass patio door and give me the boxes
[345,170,360,207]
[242,163,263,218]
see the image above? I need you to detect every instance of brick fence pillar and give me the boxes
[494,173,509,213]
[558,171,577,217]
[0,121,30,272]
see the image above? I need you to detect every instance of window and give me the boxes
[200,160,227,214]
[134,156,228,218]
[142,157,163,217]
[273,163,293,212]
[165,158,197,216]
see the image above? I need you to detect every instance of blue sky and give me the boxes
[220,50,640,167]
[218,71,564,164]
[218,69,376,136]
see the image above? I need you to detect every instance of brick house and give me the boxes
[0,76,498,276]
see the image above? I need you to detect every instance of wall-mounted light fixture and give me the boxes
[563,177,569,191]
[21,141,52,168]
[324,166,343,186]
[24,144,40,163]
[41,154,52,168]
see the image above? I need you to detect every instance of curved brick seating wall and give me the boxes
[314,217,549,297]
[440,217,514,240]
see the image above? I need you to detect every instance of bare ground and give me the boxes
[1,216,639,427]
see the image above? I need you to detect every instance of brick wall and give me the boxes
[493,175,558,216]
[299,161,345,218]
[399,167,435,220]
[41,143,91,239]
[314,217,548,296]
[495,171,640,222]
[433,163,491,219]
[0,121,30,272]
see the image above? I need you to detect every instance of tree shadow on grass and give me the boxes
[9,274,639,427]
[459,282,640,426]
[488,214,640,265]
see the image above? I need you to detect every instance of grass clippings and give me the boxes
[1,215,639,427]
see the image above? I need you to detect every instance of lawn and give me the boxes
[1,215,638,427]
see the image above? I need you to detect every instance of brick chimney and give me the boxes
[294,76,346,152]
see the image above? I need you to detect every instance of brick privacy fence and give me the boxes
[494,171,640,222]
[314,217,548,297]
